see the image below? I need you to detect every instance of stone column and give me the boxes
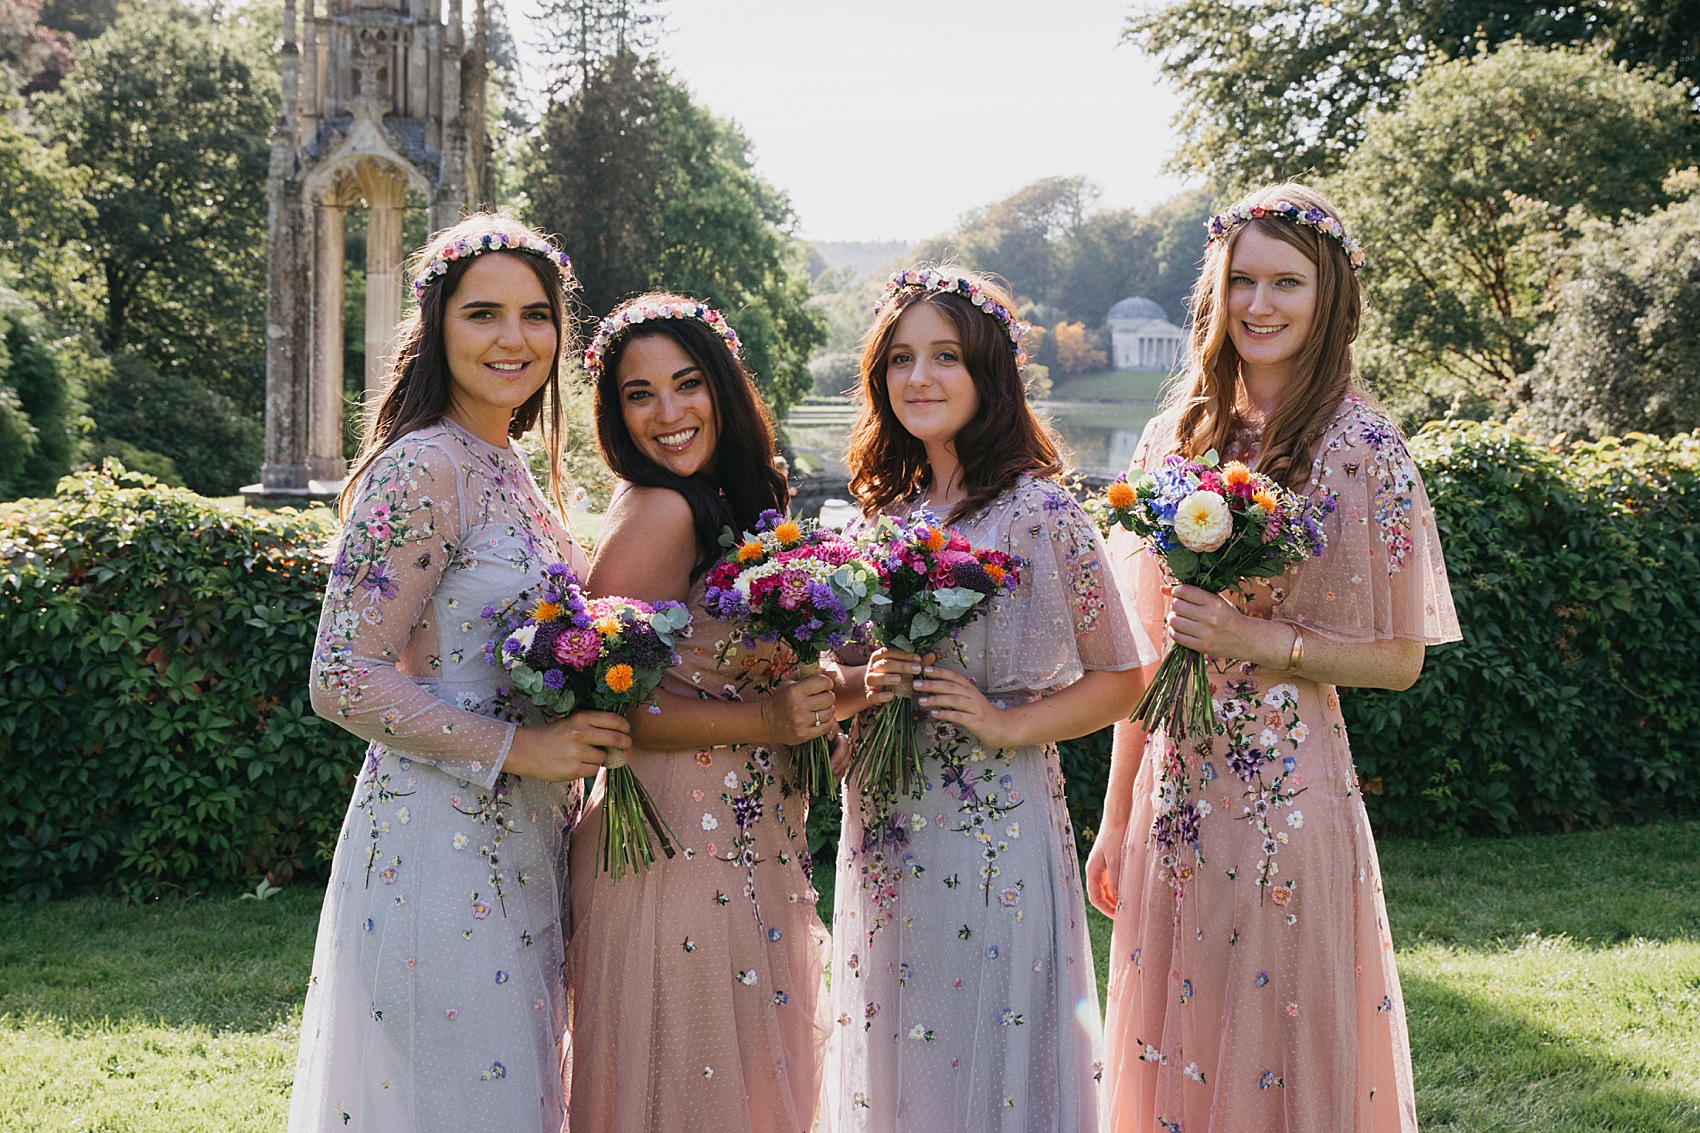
[362,165,407,402]
[309,197,347,483]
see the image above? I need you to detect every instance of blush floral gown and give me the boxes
[291,418,587,1133]
[1103,397,1461,1133]
[565,524,832,1133]
[823,475,1156,1132]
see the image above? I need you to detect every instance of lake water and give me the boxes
[1040,401,1158,479]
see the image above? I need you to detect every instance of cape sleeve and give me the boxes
[1279,402,1462,644]
[309,437,517,789]
[982,478,1157,698]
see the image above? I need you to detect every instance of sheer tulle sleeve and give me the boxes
[981,478,1157,697]
[1280,401,1462,645]
[309,438,517,788]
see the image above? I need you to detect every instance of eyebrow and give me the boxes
[620,363,702,389]
[457,299,553,310]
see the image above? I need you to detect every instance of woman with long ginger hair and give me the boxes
[822,267,1154,1131]
[1091,183,1461,1132]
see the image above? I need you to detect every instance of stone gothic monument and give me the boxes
[248,0,490,504]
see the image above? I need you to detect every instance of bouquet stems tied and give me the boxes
[599,746,678,881]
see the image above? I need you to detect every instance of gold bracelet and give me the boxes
[1285,625,1305,673]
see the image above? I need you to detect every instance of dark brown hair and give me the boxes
[1165,182,1372,488]
[339,213,575,518]
[590,292,788,579]
[847,268,1061,524]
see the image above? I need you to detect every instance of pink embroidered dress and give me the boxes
[566,553,833,1133]
[824,475,1156,1132]
[292,419,586,1133]
[1103,397,1461,1133]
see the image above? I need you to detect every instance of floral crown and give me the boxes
[873,268,1028,371]
[1205,201,1367,271]
[582,300,742,379]
[410,229,575,300]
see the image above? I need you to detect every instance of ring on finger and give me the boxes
[812,711,819,727]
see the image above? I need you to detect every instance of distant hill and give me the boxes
[810,240,912,281]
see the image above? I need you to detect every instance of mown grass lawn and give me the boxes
[2,822,1695,1131]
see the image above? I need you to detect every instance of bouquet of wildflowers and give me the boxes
[1105,452,1334,739]
[851,514,1021,798]
[703,510,886,802]
[486,563,694,880]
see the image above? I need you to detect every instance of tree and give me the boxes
[528,50,824,418]
[1520,171,1700,440]
[1050,189,1211,328]
[910,177,1097,304]
[532,0,664,92]
[0,283,92,498]
[1329,42,1697,421]
[0,0,74,94]
[1051,322,1107,377]
[0,94,93,320]
[34,0,275,415]
[1130,0,1700,190]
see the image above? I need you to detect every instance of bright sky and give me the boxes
[510,2,1195,244]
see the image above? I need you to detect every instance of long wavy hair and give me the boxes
[338,213,576,518]
[847,268,1061,524]
[589,292,788,579]
[1164,182,1371,489]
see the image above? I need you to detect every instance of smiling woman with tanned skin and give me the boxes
[1094,183,1462,1133]
[564,293,841,1133]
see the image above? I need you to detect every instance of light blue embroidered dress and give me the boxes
[290,419,586,1133]
[824,475,1157,1132]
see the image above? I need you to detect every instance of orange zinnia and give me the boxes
[922,527,946,552]
[738,540,765,563]
[773,519,802,545]
[595,615,621,636]
[604,663,635,693]
[531,599,563,623]
[1252,489,1278,511]
[984,563,1006,584]
[1223,462,1252,488]
[1106,480,1136,509]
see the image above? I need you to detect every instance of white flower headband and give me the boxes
[582,300,743,379]
[873,268,1028,371]
[1205,201,1368,271]
[410,229,575,300]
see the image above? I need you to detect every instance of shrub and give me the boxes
[85,353,263,498]
[0,463,360,900]
[1343,422,1700,835]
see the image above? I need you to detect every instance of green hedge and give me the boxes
[0,464,361,901]
[1341,422,1700,835]
[5,425,1697,900]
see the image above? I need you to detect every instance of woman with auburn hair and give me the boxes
[822,267,1154,1131]
[566,293,838,1133]
[292,215,628,1132]
[1091,183,1461,1132]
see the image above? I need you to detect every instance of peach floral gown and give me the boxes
[1103,397,1461,1133]
[566,563,833,1132]
[291,418,587,1133]
[824,475,1156,1132]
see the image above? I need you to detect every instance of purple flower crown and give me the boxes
[410,230,575,299]
[873,268,1028,372]
[1205,201,1367,271]
[582,300,743,380]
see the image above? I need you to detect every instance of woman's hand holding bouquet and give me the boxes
[1105,453,1333,739]
[851,515,1021,798]
[486,563,693,879]
[702,510,886,801]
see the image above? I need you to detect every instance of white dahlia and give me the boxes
[1173,490,1234,552]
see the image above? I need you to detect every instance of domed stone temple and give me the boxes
[247,0,491,505]
[1107,296,1184,373]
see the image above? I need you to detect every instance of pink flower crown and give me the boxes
[873,268,1029,371]
[1205,201,1368,271]
[582,300,742,379]
[410,230,575,299]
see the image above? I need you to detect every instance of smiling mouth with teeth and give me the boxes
[656,428,697,446]
[1245,324,1287,336]
[488,361,527,371]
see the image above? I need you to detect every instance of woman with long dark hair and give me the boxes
[291,215,627,1133]
[566,293,838,1133]
[1092,183,1461,1132]
[822,267,1152,1131]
